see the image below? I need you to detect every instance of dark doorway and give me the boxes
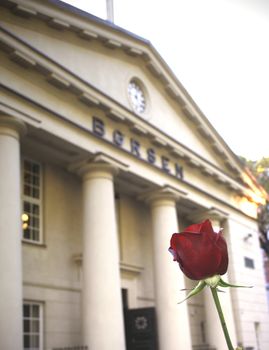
[122,289,158,350]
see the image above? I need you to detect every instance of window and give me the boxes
[23,302,43,350]
[22,159,42,243]
[244,257,255,269]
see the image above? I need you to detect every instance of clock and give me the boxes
[128,79,146,114]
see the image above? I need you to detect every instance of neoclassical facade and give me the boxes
[0,1,269,349]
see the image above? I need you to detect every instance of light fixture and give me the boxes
[243,233,253,242]
[21,213,29,230]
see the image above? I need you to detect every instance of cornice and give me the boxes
[0,9,264,203]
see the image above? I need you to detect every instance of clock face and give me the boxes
[128,80,146,114]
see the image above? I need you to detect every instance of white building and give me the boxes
[0,1,269,349]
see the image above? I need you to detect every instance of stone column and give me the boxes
[191,208,238,350]
[146,187,192,350]
[0,115,26,350]
[76,158,125,350]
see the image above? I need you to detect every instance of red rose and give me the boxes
[169,219,228,280]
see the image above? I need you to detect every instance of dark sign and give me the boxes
[124,307,158,350]
[92,116,184,180]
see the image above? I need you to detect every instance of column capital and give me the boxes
[140,185,187,207]
[0,115,27,139]
[188,206,229,230]
[69,152,128,180]
[188,206,228,222]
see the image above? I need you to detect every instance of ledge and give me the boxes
[72,255,144,275]
[22,240,47,248]
[120,262,144,275]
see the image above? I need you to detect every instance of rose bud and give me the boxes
[169,219,228,280]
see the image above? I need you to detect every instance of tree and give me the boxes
[240,157,269,257]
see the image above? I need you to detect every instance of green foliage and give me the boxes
[258,204,269,257]
[240,156,269,192]
[242,156,269,257]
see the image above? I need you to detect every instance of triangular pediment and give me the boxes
[0,0,266,205]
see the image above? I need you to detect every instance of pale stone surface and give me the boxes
[149,192,192,350]
[0,1,268,349]
[226,217,269,349]
[80,163,125,350]
[0,116,25,350]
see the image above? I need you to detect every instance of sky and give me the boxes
[62,0,269,161]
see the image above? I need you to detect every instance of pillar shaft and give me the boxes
[81,163,125,349]
[149,194,192,350]
[0,116,26,350]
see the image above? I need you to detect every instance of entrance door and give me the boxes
[123,305,158,350]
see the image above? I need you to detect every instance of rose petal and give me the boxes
[169,219,229,280]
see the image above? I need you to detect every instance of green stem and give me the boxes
[210,287,234,350]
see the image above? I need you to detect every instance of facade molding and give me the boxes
[0,100,42,125]
[68,152,129,179]
[23,280,81,293]
[0,113,27,138]
[139,185,188,205]
[74,254,144,277]
[188,206,229,223]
